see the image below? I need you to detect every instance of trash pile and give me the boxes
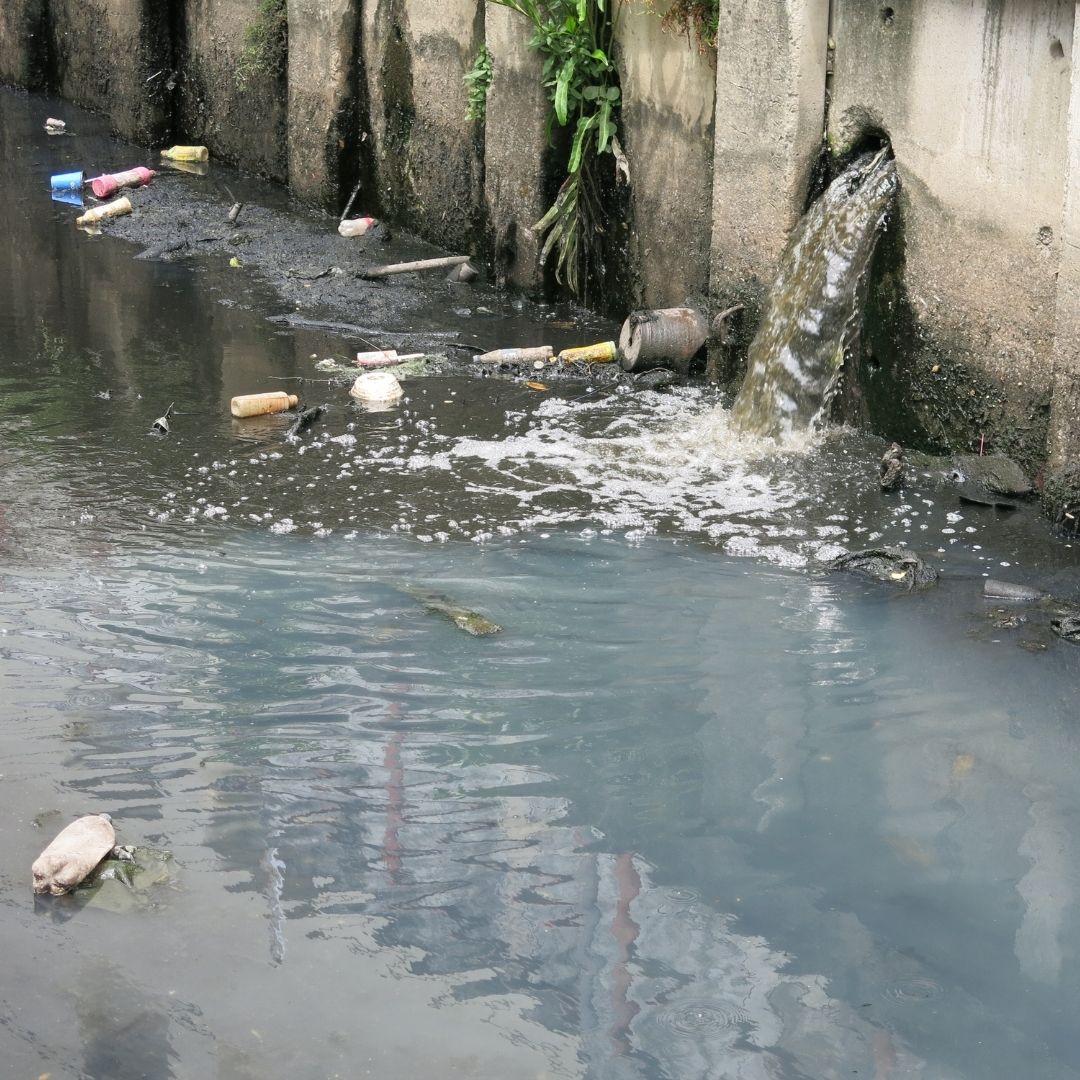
[50,141,200,214]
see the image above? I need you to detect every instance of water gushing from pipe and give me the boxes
[731,149,898,441]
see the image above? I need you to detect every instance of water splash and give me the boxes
[732,149,899,440]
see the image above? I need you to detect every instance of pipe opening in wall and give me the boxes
[1050,39,1065,60]
[882,7,895,27]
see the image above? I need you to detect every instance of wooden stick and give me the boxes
[361,255,470,280]
[340,177,363,223]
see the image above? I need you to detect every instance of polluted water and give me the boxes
[1,88,1080,1080]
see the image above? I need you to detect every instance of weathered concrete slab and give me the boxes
[1050,4,1080,469]
[0,0,47,90]
[287,0,359,207]
[361,0,483,252]
[48,0,172,143]
[830,0,1072,419]
[615,7,715,307]
[710,0,829,298]
[177,0,288,180]
[483,3,548,290]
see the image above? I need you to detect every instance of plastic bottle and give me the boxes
[90,167,156,199]
[557,341,618,364]
[338,216,378,238]
[230,392,299,418]
[161,145,210,162]
[75,197,132,227]
[475,346,553,365]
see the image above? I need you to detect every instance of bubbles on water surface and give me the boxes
[883,976,944,1006]
[147,380,997,569]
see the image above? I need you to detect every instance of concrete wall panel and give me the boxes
[178,0,288,180]
[710,0,829,294]
[483,4,548,290]
[616,5,716,306]
[48,0,171,143]
[288,0,360,207]
[1050,2,1080,468]
[830,0,1073,401]
[362,0,482,252]
[0,0,47,91]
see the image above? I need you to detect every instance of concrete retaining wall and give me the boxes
[829,0,1074,462]
[1,0,1079,473]
[0,0,46,91]
[361,0,483,251]
[48,0,172,144]
[616,4,716,307]
[178,0,288,180]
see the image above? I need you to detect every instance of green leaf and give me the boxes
[554,59,574,125]
[567,113,596,174]
[605,85,620,101]
[596,100,614,154]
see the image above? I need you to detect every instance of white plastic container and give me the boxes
[350,371,403,405]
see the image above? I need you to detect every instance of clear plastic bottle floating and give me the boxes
[350,371,403,404]
[161,145,209,162]
[230,392,298,418]
[90,166,156,199]
[75,197,132,227]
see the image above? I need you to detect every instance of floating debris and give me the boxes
[161,145,209,162]
[558,341,617,364]
[33,814,115,896]
[983,578,1043,602]
[231,392,298,418]
[286,404,325,438]
[89,166,155,199]
[350,371,403,405]
[76,197,132,228]
[401,585,502,636]
[151,401,174,435]
[475,346,552,366]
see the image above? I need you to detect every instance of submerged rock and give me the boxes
[633,368,678,392]
[828,546,938,590]
[953,454,1032,497]
[879,442,906,491]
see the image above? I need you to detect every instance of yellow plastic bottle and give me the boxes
[75,197,132,227]
[557,341,617,364]
[161,145,210,162]
[230,392,298,418]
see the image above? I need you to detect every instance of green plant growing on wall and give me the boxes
[236,0,288,90]
[487,0,623,297]
[644,0,719,51]
[464,45,494,122]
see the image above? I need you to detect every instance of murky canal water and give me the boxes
[2,90,1080,1079]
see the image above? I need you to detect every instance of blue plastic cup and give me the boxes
[50,170,84,192]
[51,188,85,208]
